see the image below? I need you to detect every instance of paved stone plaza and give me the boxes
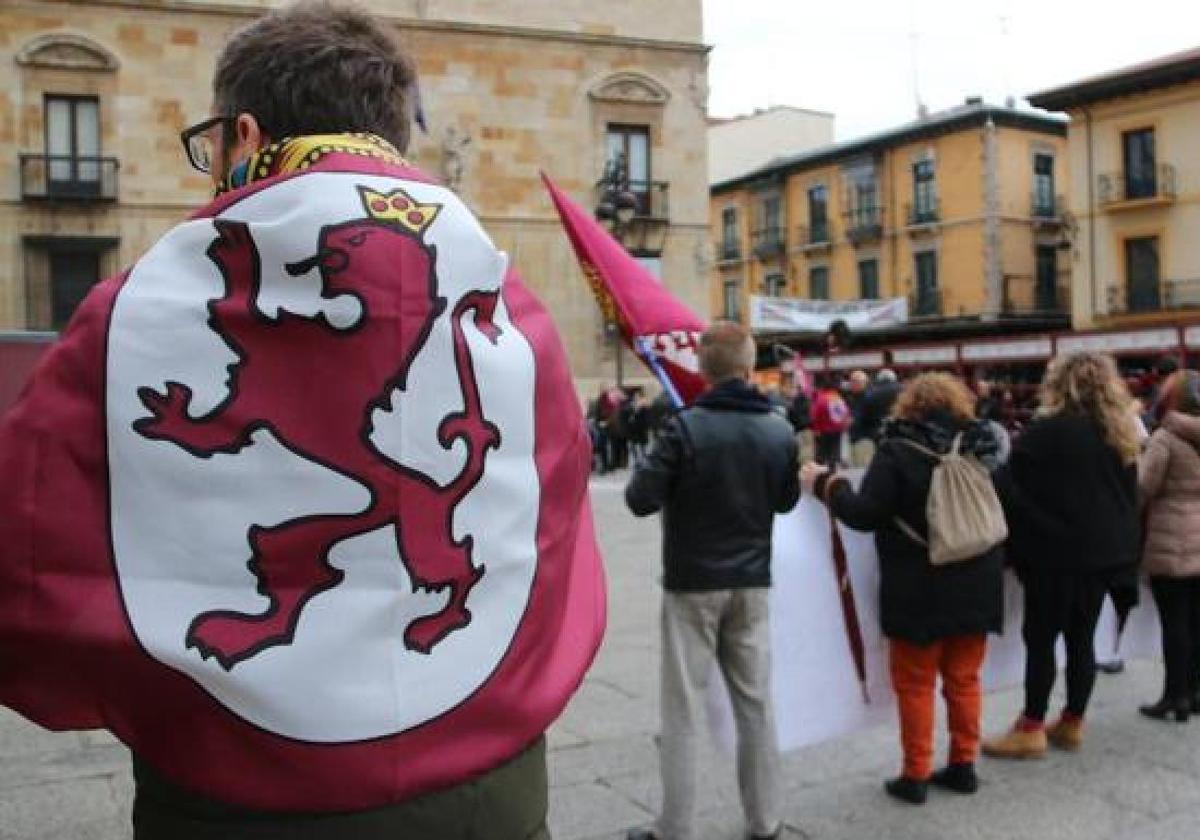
[3,472,1200,839]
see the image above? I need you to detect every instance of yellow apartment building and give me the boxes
[709,100,1069,349]
[1,0,710,391]
[1029,47,1200,333]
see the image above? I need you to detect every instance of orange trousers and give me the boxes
[888,634,988,781]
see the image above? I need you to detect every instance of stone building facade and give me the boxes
[1,0,710,392]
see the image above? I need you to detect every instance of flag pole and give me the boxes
[635,337,684,410]
[828,509,870,704]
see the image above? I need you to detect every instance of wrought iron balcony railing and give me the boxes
[20,154,119,201]
[1002,276,1068,316]
[905,200,940,227]
[795,222,831,251]
[751,226,786,260]
[909,288,943,318]
[1031,193,1066,220]
[591,179,670,220]
[716,239,742,262]
[1098,164,1176,205]
[1107,279,1200,315]
[844,206,883,244]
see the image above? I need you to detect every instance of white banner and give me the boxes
[750,296,909,333]
[708,487,1161,753]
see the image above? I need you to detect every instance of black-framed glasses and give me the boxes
[180,115,233,174]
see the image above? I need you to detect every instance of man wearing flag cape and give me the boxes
[0,3,604,837]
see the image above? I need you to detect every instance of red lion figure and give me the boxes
[134,185,501,670]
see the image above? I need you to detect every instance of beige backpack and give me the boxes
[894,434,1008,566]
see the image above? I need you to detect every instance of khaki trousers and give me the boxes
[656,589,780,840]
[850,438,876,468]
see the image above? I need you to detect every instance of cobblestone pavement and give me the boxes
[3,471,1199,839]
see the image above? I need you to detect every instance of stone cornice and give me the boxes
[19,0,711,55]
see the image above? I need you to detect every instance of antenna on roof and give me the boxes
[999,3,1015,109]
[909,0,927,118]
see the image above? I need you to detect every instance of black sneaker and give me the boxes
[884,776,928,804]
[930,762,979,794]
[626,830,661,840]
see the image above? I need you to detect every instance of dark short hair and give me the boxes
[213,1,417,151]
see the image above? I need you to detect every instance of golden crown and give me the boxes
[357,186,441,235]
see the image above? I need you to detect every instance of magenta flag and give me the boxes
[542,173,707,405]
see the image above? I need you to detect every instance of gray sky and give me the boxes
[703,0,1200,140]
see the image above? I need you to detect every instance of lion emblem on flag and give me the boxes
[105,174,540,742]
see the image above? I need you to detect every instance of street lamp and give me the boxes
[594,153,639,235]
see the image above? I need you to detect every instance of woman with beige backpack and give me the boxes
[802,372,1006,805]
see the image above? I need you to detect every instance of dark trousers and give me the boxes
[1149,576,1200,702]
[1021,571,1107,721]
[132,737,550,840]
[815,432,843,467]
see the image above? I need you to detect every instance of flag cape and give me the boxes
[541,173,706,405]
[0,153,605,811]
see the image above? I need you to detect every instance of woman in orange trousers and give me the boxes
[803,374,1005,804]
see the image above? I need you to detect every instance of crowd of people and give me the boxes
[624,320,1200,839]
[586,384,672,473]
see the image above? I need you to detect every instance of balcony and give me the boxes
[796,219,831,251]
[1097,164,1176,209]
[592,179,670,221]
[716,239,743,263]
[1107,280,1200,316]
[843,207,883,245]
[905,200,940,229]
[1031,193,1066,223]
[1002,276,1069,316]
[751,226,786,261]
[909,288,943,319]
[20,155,119,202]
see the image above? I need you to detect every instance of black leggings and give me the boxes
[1021,571,1107,721]
[815,432,842,466]
[1149,576,1200,702]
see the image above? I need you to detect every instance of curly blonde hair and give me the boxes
[892,372,977,424]
[1039,352,1139,463]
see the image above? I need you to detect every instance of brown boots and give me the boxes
[982,714,1084,759]
[981,719,1047,759]
[1046,715,1084,750]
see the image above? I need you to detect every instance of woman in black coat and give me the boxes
[983,351,1141,759]
[803,373,1004,805]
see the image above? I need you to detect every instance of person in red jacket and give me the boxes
[811,376,852,466]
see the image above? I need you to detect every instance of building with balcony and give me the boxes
[1,0,710,389]
[708,99,1069,348]
[1029,47,1200,332]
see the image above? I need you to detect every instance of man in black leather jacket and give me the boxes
[624,321,799,840]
